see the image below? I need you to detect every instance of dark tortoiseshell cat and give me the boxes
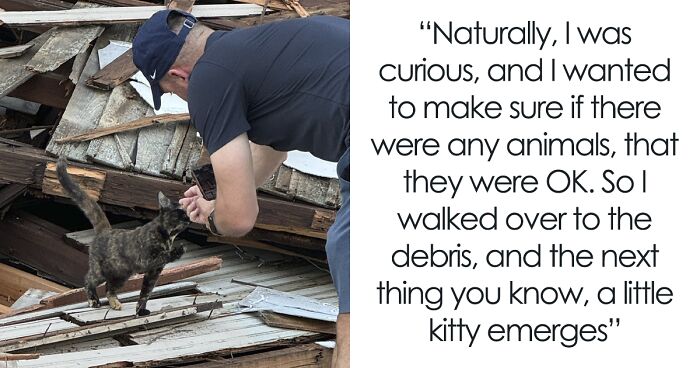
[57,156,190,316]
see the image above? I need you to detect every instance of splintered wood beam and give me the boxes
[0,353,41,361]
[8,72,73,110]
[258,311,336,334]
[0,183,27,210]
[0,43,34,59]
[166,0,195,12]
[0,305,12,315]
[0,211,89,287]
[0,4,263,26]
[0,302,221,353]
[0,144,334,233]
[0,263,69,305]
[183,344,333,368]
[85,48,137,91]
[42,161,106,201]
[54,113,190,143]
[40,257,223,308]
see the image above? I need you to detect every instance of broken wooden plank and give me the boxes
[261,164,340,209]
[66,294,221,324]
[63,220,141,252]
[0,305,12,315]
[0,302,221,353]
[0,282,198,327]
[239,287,337,322]
[0,183,27,212]
[25,2,104,73]
[8,72,73,109]
[84,81,147,170]
[0,264,68,306]
[40,257,223,308]
[1,144,335,233]
[0,211,89,287]
[0,30,53,99]
[0,352,40,361]
[10,289,58,310]
[0,4,263,26]
[259,311,335,335]
[42,161,106,201]
[0,43,34,59]
[182,344,332,368]
[44,25,120,161]
[54,113,189,144]
[85,48,136,91]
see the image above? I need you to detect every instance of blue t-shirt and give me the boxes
[188,16,350,162]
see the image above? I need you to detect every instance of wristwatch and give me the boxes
[207,209,222,236]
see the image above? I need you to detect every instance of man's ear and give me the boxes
[167,68,189,82]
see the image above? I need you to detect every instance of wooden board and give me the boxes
[54,113,189,144]
[261,164,340,209]
[1,144,335,234]
[182,344,332,368]
[0,303,217,353]
[42,161,106,201]
[0,4,263,26]
[10,289,58,310]
[0,43,34,59]
[85,48,137,91]
[0,30,52,99]
[0,211,88,287]
[0,264,68,305]
[259,311,336,335]
[0,282,198,327]
[41,257,223,308]
[25,3,104,73]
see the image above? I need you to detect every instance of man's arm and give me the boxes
[249,141,288,187]
[181,134,287,237]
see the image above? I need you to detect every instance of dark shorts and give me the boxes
[326,147,349,313]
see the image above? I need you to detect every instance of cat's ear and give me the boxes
[158,191,171,209]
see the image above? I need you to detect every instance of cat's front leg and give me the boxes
[136,267,164,316]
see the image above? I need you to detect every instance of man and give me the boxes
[132,9,349,367]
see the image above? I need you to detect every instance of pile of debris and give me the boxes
[0,0,348,366]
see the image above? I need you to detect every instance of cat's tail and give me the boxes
[56,156,111,233]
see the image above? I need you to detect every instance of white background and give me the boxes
[351,0,699,366]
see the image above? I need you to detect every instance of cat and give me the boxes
[57,156,191,316]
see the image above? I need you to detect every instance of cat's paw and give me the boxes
[108,296,122,310]
[88,299,101,308]
[136,308,151,316]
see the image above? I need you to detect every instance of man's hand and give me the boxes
[179,185,215,225]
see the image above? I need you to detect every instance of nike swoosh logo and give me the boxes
[150,70,157,79]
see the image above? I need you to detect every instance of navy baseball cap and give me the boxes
[133,9,197,110]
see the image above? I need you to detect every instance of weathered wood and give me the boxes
[85,48,136,91]
[10,289,58,310]
[63,220,141,252]
[261,164,340,209]
[0,144,334,233]
[239,287,337,322]
[0,353,40,361]
[161,122,201,178]
[0,264,68,305]
[0,30,53,99]
[0,183,27,211]
[0,211,89,287]
[0,43,34,59]
[55,113,189,144]
[25,3,104,73]
[182,344,332,368]
[0,305,12,315]
[44,26,115,161]
[8,72,72,109]
[41,257,223,308]
[0,282,198,326]
[166,0,195,12]
[210,236,327,263]
[42,161,106,201]
[0,303,220,353]
[259,311,335,334]
[0,4,263,26]
[84,82,148,170]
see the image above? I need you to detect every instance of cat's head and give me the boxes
[157,192,191,235]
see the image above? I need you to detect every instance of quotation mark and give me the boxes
[420,21,432,30]
[609,317,620,327]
